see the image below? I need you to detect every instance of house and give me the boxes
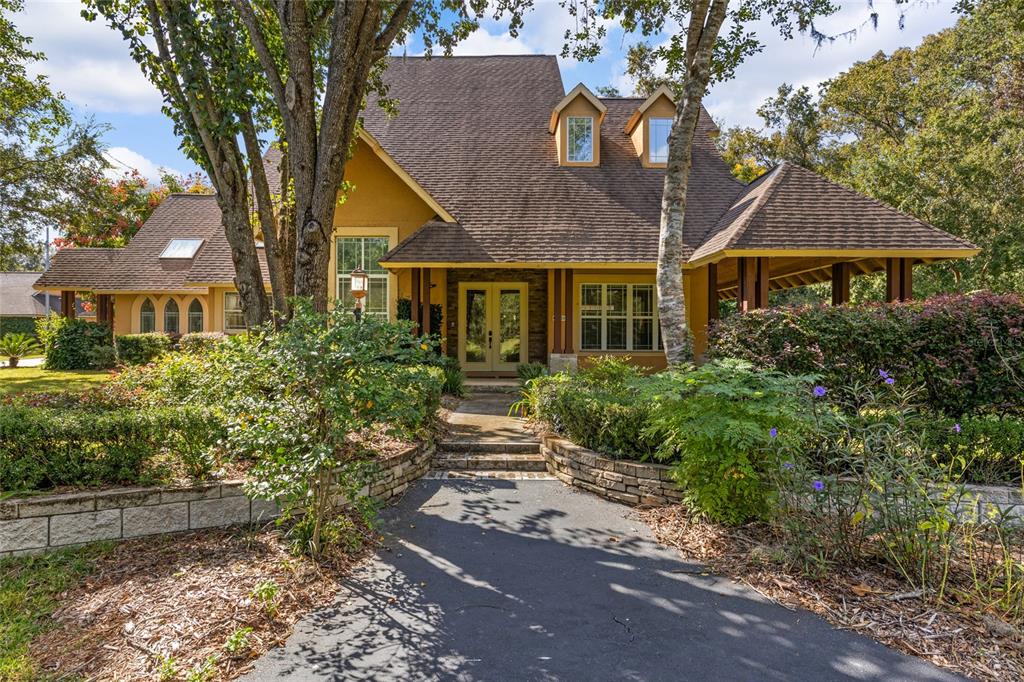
[34,55,977,374]
[1,271,91,336]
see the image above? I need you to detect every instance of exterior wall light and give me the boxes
[350,267,369,322]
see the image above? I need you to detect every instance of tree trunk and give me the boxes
[219,191,272,328]
[658,0,730,366]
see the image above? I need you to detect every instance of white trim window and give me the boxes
[164,299,179,334]
[580,283,658,352]
[187,298,204,333]
[336,236,390,317]
[140,297,156,333]
[649,117,672,164]
[566,116,594,163]
[224,292,245,331]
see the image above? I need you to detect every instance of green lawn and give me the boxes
[0,544,112,680]
[0,366,112,396]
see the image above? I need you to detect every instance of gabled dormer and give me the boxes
[550,83,606,167]
[624,84,676,168]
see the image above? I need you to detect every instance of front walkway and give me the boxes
[243,394,961,681]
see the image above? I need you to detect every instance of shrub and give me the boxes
[644,360,817,525]
[0,333,40,367]
[707,292,1024,416]
[0,316,37,338]
[178,332,226,353]
[0,405,222,491]
[920,414,1024,486]
[433,354,465,396]
[116,333,172,365]
[516,362,549,383]
[397,298,443,333]
[36,314,115,370]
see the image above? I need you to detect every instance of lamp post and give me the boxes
[350,267,369,322]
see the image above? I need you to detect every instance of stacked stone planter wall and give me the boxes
[0,443,432,557]
[541,434,682,507]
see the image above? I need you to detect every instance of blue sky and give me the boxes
[15,1,963,184]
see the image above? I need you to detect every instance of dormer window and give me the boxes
[649,118,672,164]
[160,238,203,259]
[567,116,594,163]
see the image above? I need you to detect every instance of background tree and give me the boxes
[0,0,106,271]
[56,170,212,249]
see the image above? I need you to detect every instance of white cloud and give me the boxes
[15,1,163,114]
[452,28,534,56]
[103,147,183,183]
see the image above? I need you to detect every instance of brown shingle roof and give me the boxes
[372,55,743,264]
[34,248,122,290]
[689,162,977,263]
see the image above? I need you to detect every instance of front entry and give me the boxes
[457,282,528,372]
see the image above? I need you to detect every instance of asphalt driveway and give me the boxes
[244,479,962,681]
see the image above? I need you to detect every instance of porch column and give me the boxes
[707,262,719,321]
[563,268,574,353]
[831,263,851,305]
[95,294,112,324]
[737,257,758,313]
[755,257,769,309]
[411,267,421,333]
[553,269,562,353]
[421,268,431,336]
[885,258,913,302]
[60,290,76,319]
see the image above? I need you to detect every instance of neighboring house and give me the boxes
[35,56,977,374]
[0,271,91,336]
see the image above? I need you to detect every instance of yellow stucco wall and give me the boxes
[113,292,214,335]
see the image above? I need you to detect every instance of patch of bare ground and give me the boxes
[640,505,1024,681]
[31,522,372,681]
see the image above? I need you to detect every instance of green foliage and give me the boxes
[223,626,253,654]
[0,316,37,338]
[396,297,443,334]
[0,332,40,366]
[116,332,172,366]
[0,543,110,680]
[178,331,225,353]
[644,360,817,525]
[516,362,549,383]
[920,415,1024,486]
[708,293,1024,417]
[0,404,223,491]
[36,314,115,370]
[433,354,465,396]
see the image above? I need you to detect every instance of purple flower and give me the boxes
[782,461,795,471]
[953,423,962,434]
[885,377,895,385]
[813,386,827,398]
[812,480,825,492]
[769,427,778,439]
[879,369,890,379]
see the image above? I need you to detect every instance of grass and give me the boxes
[0,543,112,680]
[0,366,112,396]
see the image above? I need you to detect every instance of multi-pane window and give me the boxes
[187,299,204,333]
[164,299,179,335]
[336,237,390,317]
[649,117,672,164]
[566,116,594,163]
[580,283,658,352]
[140,298,155,333]
[224,292,245,331]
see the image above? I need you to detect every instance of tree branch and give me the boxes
[374,0,413,59]
[230,0,290,125]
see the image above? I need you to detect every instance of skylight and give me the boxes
[160,239,204,259]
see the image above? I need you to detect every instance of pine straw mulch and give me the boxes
[640,505,1024,682]
[31,522,373,681]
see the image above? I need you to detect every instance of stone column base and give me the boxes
[548,353,578,373]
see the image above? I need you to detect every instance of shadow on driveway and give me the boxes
[244,480,962,682]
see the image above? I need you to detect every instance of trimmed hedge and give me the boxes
[178,331,226,353]
[37,316,115,370]
[707,292,1024,416]
[0,404,223,491]
[116,333,172,365]
[0,316,38,338]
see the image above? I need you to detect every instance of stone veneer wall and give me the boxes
[0,444,432,557]
[541,434,682,506]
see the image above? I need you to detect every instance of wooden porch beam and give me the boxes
[553,268,562,353]
[755,257,769,309]
[831,263,851,306]
[411,267,421,333]
[421,268,432,336]
[564,268,574,353]
[60,290,76,319]
[707,262,719,321]
[738,257,758,313]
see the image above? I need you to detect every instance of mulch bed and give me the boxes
[640,505,1024,681]
[31,523,372,681]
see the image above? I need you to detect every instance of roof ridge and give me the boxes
[717,162,790,252]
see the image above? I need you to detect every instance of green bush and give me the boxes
[517,362,549,383]
[707,292,1024,416]
[0,405,223,491]
[116,333,172,365]
[36,315,114,370]
[0,316,38,338]
[0,332,40,367]
[920,414,1024,486]
[178,331,226,353]
[434,354,466,396]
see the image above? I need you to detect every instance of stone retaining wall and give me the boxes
[958,484,1024,523]
[1,444,432,557]
[541,435,682,506]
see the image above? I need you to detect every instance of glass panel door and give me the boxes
[464,287,488,366]
[497,288,522,365]
[459,282,527,372]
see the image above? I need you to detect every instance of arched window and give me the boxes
[140,298,155,333]
[187,298,204,333]
[164,299,179,334]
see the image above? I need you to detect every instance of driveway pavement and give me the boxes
[244,479,961,681]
